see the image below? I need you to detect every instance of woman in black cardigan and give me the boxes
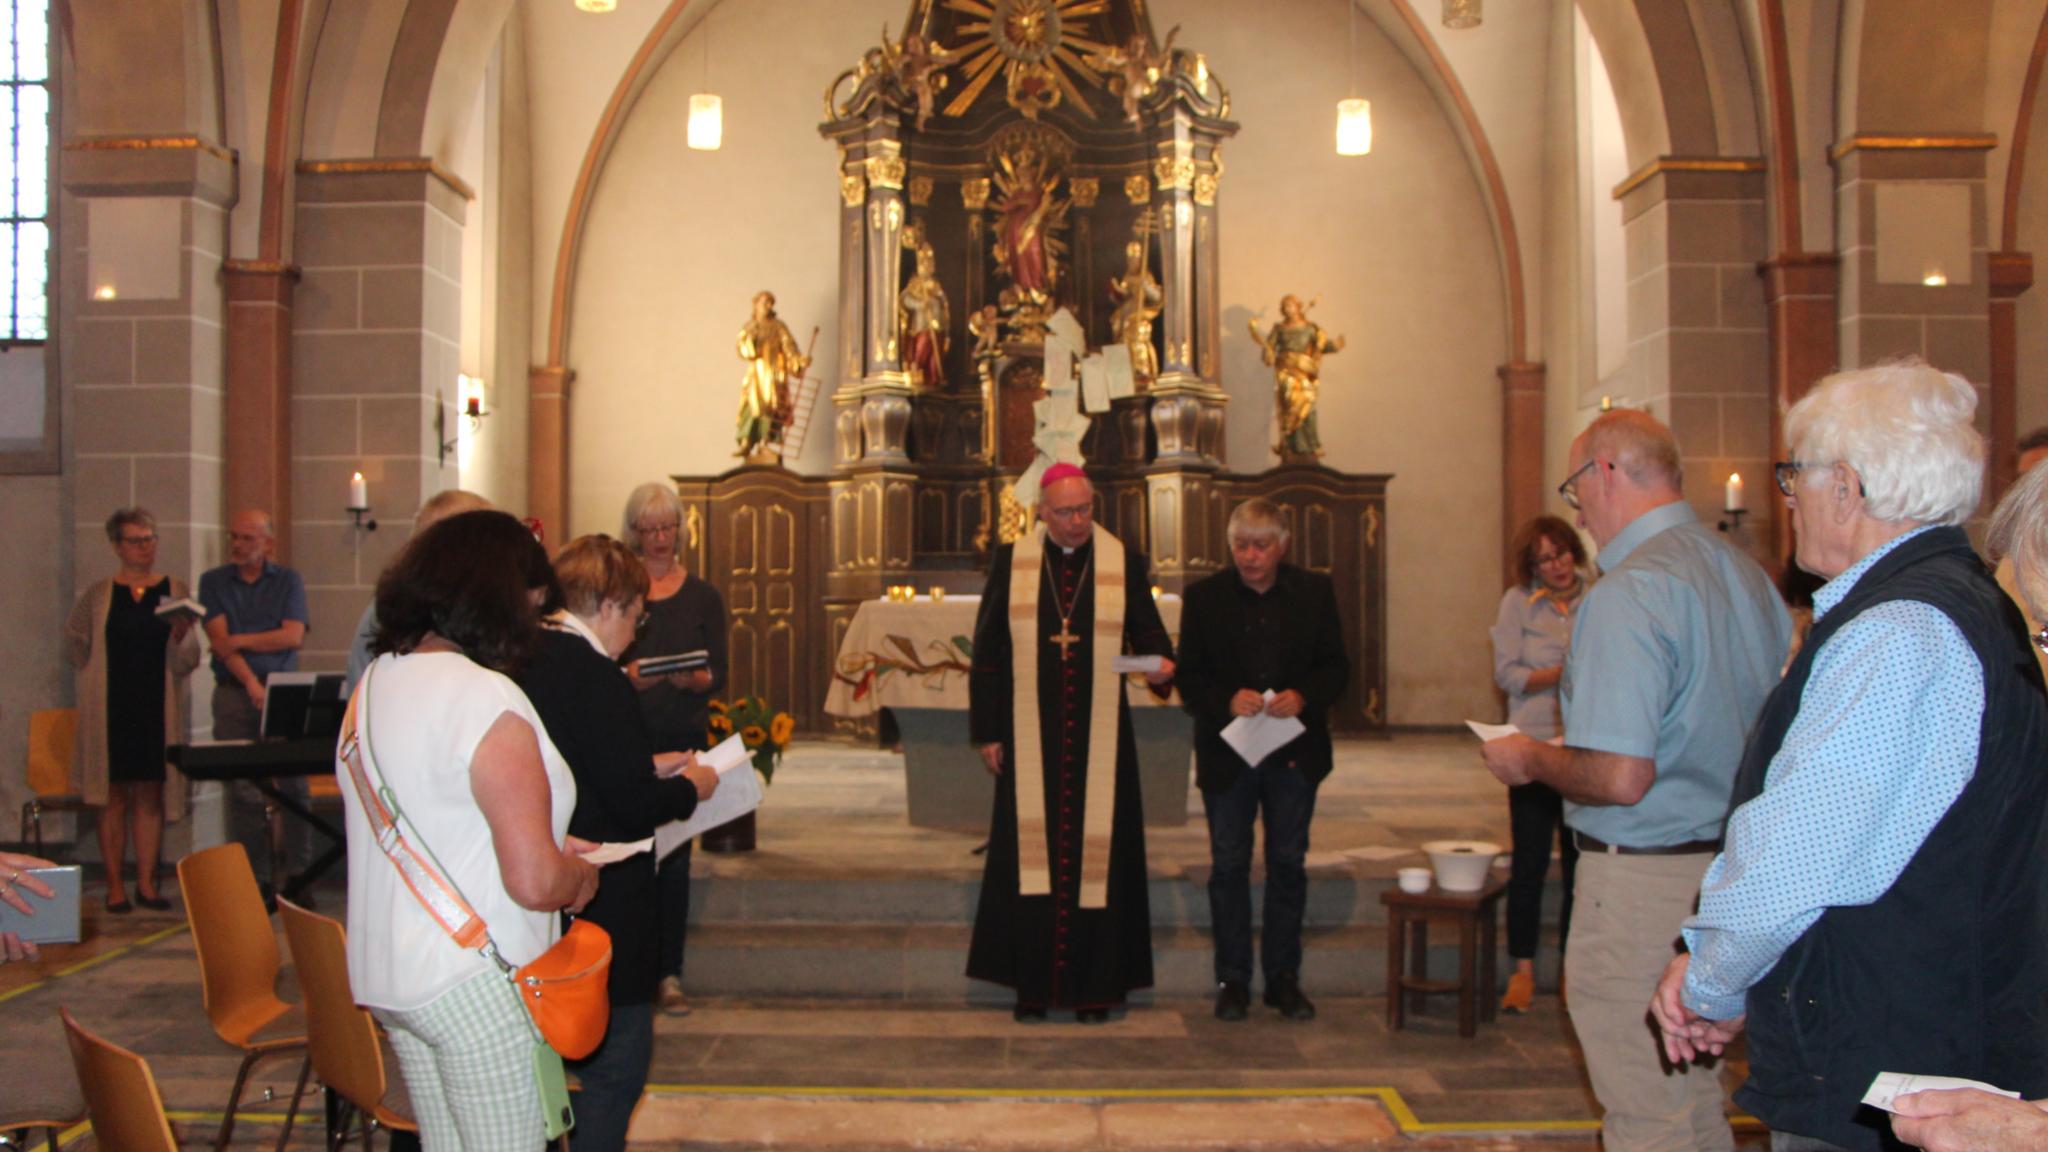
[516,535,718,1152]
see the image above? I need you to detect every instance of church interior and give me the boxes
[4,0,2047,1147]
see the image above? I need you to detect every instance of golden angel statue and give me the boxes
[898,236,950,391]
[1249,294,1345,461]
[1107,240,1162,389]
[1084,27,1179,124]
[736,291,812,459]
[880,26,962,132]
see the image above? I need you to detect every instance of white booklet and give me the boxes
[1111,654,1163,674]
[1221,689,1306,767]
[1862,1072,2021,1114]
[579,838,653,867]
[1465,720,1521,742]
[653,741,765,860]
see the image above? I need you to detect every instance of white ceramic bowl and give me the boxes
[1420,840,1502,893]
[1396,867,1432,894]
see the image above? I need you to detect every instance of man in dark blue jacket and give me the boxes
[1175,498,1349,1022]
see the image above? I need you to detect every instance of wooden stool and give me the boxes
[1379,873,1506,1038]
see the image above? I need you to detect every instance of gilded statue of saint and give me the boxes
[1107,240,1162,389]
[898,238,950,391]
[736,291,811,459]
[1249,294,1345,460]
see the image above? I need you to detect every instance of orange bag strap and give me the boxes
[339,663,502,965]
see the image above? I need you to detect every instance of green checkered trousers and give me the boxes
[373,967,552,1151]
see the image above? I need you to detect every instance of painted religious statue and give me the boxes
[735,290,812,461]
[899,234,951,392]
[991,142,1067,338]
[1107,240,1162,390]
[1249,294,1345,462]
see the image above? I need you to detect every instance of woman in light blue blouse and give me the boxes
[1489,515,1588,1014]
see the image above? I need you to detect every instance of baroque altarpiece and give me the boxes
[673,0,1389,735]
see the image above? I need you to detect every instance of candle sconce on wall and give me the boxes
[348,470,379,532]
[1717,471,1747,533]
[437,376,490,466]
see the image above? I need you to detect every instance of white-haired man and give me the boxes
[1174,498,1349,1022]
[1483,408,1790,1152]
[1652,361,2048,1151]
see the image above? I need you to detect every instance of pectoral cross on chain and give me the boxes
[1050,625,1080,661]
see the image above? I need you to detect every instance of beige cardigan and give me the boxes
[64,576,202,818]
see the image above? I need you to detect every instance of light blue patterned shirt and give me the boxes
[1680,526,1986,1021]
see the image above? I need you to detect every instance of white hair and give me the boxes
[1990,457,2048,618]
[620,482,684,555]
[1783,360,1983,527]
[1226,498,1290,546]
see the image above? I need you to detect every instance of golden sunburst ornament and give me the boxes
[941,0,1113,120]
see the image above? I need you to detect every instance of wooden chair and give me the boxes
[0,1055,83,1152]
[59,1007,178,1152]
[178,842,311,1151]
[19,708,87,849]
[278,898,418,1150]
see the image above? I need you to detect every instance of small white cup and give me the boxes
[1396,866,1432,894]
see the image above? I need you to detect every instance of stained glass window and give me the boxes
[0,0,49,344]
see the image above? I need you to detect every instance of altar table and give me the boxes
[825,595,1193,831]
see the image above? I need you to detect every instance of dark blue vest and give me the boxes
[1729,527,2048,1150]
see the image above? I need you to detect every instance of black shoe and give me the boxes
[134,893,172,912]
[1075,1007,1111,1025]
[104,895,132,916]
[1214,980,1250,1021]
[1013,1005,1047,1023]
[1264,977,1317,1021]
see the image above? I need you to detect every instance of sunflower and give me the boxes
[708,713,733,736]
[769,713,795,746]
[740,724,768,747]
[708,699,729,714]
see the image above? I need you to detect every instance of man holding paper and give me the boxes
[968,463,1176,1023]
[1174,499,1348,1022]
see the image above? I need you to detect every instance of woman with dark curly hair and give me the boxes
[342,509,597,1150]
[1489,514,1589,1014]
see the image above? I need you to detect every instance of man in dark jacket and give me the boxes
[1175,498,1349,1021]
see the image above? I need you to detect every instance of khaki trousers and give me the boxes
[1566,850,1733,1152]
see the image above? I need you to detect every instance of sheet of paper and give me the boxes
[1862,1072,2021,1114]
[699,734,753,777]
[1079,354,1110,414]
[1043,335,1075,393]
[1111,654,1163,674]
[579,838,653,867]
[1101,344,1135,399]
[1465,720,1521,742]
[1221,690,1307,767]
[654,756,765,860]
[1046,307,1084,349]
[1343,844,1420,862]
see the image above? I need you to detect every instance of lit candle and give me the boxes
[349,471,368,510]
[466,395,482,418]
[1725,472,1744,513]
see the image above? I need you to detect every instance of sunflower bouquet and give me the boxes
[707,695,794,783]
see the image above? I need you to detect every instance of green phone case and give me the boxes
[532,1038,574,1140]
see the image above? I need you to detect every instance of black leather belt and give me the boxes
[1572,831,1721,856]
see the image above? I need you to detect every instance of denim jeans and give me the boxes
[568,1002,655,1152]
[1202,762,1319,985]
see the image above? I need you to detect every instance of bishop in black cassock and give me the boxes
[966,465,1176,1021]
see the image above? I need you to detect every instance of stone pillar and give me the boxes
[1498,360,1546,583]
[1988,251,2032,500]
[223,261,298,544]
[1615,161,1771,557]
[1760,253,1839,557]
[290,160,468,671]
[1832,138,1993,403]
[62,135,236,845]
[528,363,573,537]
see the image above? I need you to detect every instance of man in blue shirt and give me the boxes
[1651,363,2048,1151]
[199,509,310,891]
[1483,409,1789,1152]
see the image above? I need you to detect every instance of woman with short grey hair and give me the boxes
[616,481,729,1018]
